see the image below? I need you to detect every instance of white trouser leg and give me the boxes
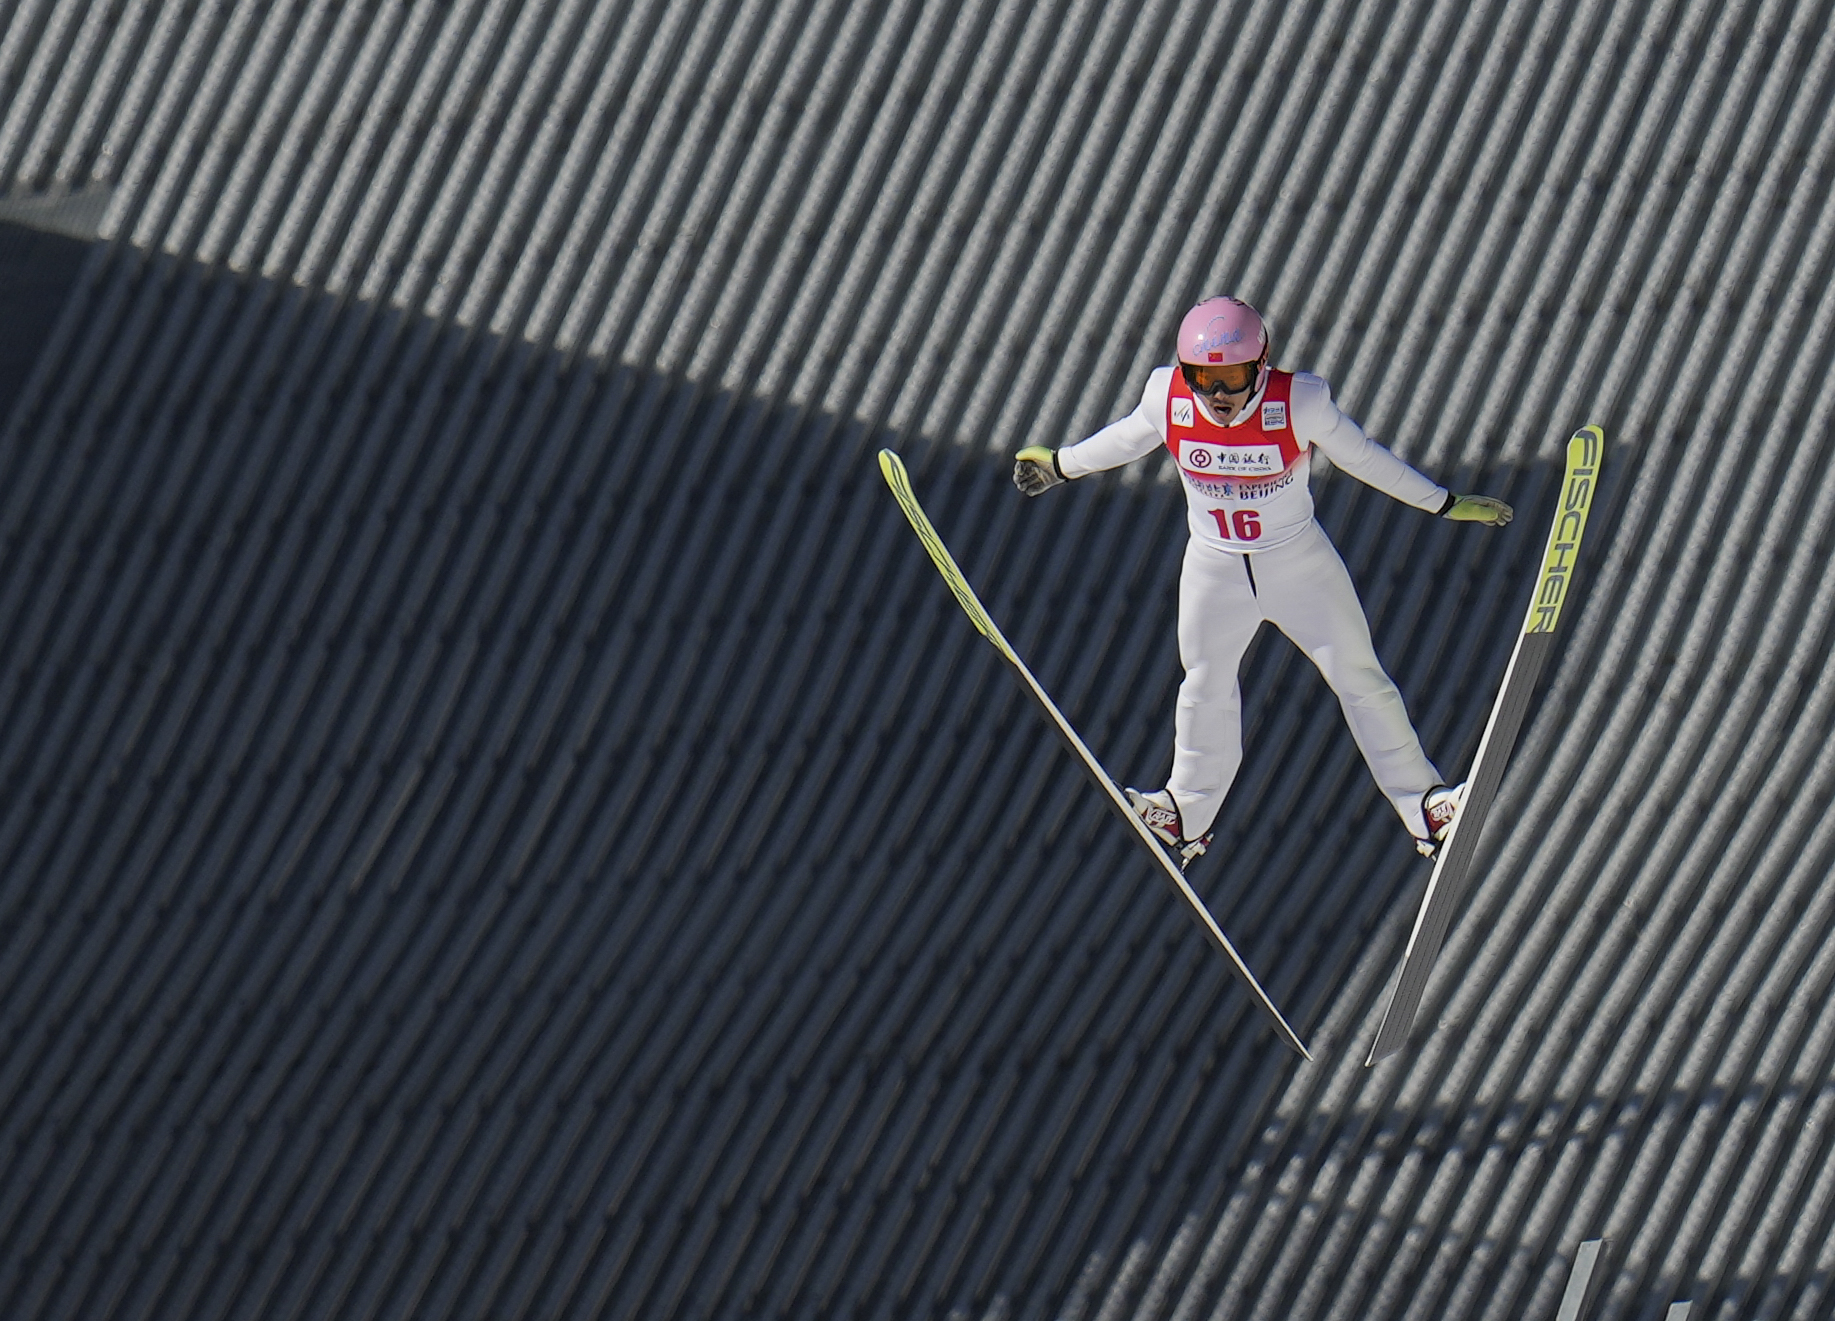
[1166,539,1262,839]
[1253,521,1441,835]
[1165,524,1440,840]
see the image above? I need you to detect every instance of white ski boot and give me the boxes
[1416,782,1466,857]
[1125,788,1212,869]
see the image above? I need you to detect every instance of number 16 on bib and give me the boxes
[1209,508,1263,541]
[1366,425,1604,1064]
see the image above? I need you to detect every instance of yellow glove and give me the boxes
[1441,493,1513,525]
[1013,445,1067,496]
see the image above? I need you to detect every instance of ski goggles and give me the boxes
[1181,359,1259,396]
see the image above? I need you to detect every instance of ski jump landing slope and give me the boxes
[1,2,1833,1318]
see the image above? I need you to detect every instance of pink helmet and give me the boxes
[1177,296,1267,366]
[1176,296,1269,413]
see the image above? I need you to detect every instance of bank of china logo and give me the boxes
[1171,397,1194,427]
[1261,401,1287,430]
[1182,441,1282,477]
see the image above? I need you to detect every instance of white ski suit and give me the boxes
[1059,364,1446,840]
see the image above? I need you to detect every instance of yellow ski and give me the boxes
[1367,424,1605,1063]
[879,449,1310,1060]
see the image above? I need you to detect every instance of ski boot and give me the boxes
[1125,788,1212,869]
[1415,782,1466,857]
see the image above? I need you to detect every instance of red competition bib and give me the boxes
[1165,368,1305,498]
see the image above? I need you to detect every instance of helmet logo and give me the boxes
[1194,316,1245,356]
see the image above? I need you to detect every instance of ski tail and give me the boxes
[879,449,1310,1060]
[1366,425,1603,1064]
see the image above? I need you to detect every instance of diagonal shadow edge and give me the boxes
[0,234,1625,1321]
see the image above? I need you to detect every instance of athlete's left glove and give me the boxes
[1440,492,1513,526]
[1013,446,1067,496]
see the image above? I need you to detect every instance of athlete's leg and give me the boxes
[1254,521,1441,836]
[1167,538,1263,839]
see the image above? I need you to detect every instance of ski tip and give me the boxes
[1364,1010,1401,1065]
[877,448,904,480]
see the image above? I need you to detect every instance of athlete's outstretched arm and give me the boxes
[1013,369,1171,495]
[1296,374,1511,525]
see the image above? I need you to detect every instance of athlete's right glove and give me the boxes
[1013,446,1066,496]
[1440,492,1513,525]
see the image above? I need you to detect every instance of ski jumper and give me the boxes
[1058,366,1448,840]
